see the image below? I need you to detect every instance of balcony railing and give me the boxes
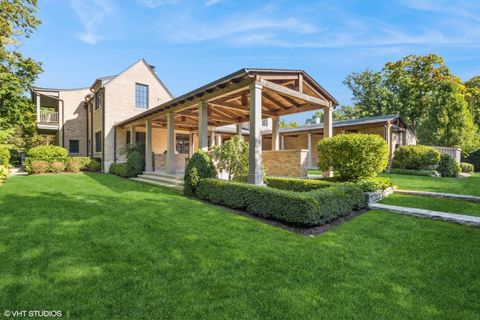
[39,110,59,124]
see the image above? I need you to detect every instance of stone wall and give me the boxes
[263,149,308,177]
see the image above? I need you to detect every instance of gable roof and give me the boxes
[89,59,173,98]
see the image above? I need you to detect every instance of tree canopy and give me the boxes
[0,0,42,151]
[343,53,479,154]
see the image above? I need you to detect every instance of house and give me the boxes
[32,59,172,171]
[32,60,417,182]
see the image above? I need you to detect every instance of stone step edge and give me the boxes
[130,177,184,191]
[369,203,480,227]
[142,171,184,181]
[137,175,184,186]
[395,189,480,203]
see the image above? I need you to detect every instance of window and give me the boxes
[176,134,190,154]
[135,83,148,109]
[95,131,102,153]
[95,91,103,111]
[262,119,268,126]
[69,140,79,154]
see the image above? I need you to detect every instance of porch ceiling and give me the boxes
[117,68,338,130]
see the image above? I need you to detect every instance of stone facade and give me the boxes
[263,149,309,177]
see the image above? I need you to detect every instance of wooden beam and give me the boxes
[258,79,329,107]
[262,92,288,110]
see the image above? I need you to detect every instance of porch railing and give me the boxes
[39,110,59,124]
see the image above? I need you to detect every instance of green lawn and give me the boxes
[381,173,480,196]
[1,174,480,319]
[381,194,480,217]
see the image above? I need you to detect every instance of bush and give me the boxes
[126,150,143,177]
[86,160,101,172]
[317,133,388,181]
[392,145,441,170]
[352,177,393,192]
[438,154,460,177]
[462,150,480,172]
[184,150,216,195]
[109,163,129,177]
[50,161,65,173]
[389,168,438,177]
[27,145,68,162]
[265,177,333,192]
[460,163,475,173]
[212,136,248,181]
[0,165,7,184]
[0,145,10,167]
[66,159,82,173]
[195,179,365,226]
[30,161,49,174]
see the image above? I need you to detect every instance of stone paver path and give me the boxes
[395,189,480,203]
[370,203,480,227]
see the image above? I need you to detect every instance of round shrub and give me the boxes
[29,160,49,174]
[125,150,144,177]
[27,145,68,162]
[317,133,388,181]
[50,161,65,173]
[462,150,480,172]
[66,159,82,173]
[392,145,441,170]
[184,150,216,195]
[438,154,460,177]
[0,145,10,167]
[460,162,474,173]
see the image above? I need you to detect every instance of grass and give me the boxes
[1,173,480,319]
[380,173,480,196]
[307,168,323,176]
[380,194,480,217]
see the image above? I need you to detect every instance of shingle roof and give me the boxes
[264,114,402,134]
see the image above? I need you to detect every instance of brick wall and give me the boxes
[263,149,309,177]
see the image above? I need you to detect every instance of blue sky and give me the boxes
[22,0,480,124]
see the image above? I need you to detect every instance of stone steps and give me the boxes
[369,203,480,227]
[130,171,184,191]
[395,189,480,203]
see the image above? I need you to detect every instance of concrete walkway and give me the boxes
[395,189,480,203]
[370,203,480,227]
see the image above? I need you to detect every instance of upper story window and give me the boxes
[95,91,103,111]
[135,83,148,109]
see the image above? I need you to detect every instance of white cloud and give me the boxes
[70,0,115,44]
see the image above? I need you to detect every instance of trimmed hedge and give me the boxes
[317,133,388,181]
[438,154,460,177]
[389,168,438,177]
[195,179,365,226]
[109,163,129,177]
[462,150,480,172]
[460,163,475,173]
[265,177,333,192]
[0,165,7,184]
[392,145,441,170]
[184,150,216,195]
[27,145,68,162]
[0,145,10,167]
[352,177,393,192]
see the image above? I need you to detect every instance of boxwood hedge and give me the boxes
[265,176,333,192]
[195,179,365,226]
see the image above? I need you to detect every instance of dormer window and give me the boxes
[135,83,148,109]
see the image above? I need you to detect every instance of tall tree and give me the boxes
[465,76,480,128]
[343,70,393,119]
[0,0,42,149]
[279,120,298,128]
[304,106,359,125]
[382,54,451,132]
[418,81,479,154]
